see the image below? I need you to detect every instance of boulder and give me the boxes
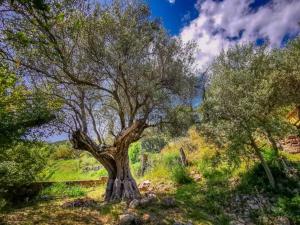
[146,193,157,202]
[138,180,151,192]
[274,216,290,225]
[142,213,151,223]
[193,174,202,182]
[129,199,140,209]
[173,221,193,225]
[161,197,176,207]
[119,214,137,225]
[62,198,97,208]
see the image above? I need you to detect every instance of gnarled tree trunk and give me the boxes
[108,150,140,201]
[70,121,145,202]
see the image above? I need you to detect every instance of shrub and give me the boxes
[130,162,141,177]
[237,160,299,194]
[128,142,142,164]
[0,142,48,209]
[272,195,300,223]
[141,136,167,153]
[163,152,179,167]
[171,165,192,184]
[51,144,77,160]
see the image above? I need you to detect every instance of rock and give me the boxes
[146,193,157,202]
[193,174,202,182]
[174,222,184,225]
[119,214,137,225]
[138,180,151,192]
[129,199,140,209]
[173,221,193,225]
[186,220,193,225]
[229,221,245,225]
[39,195,54,201]
[274,216,290,225]
[248,203,260,210]
[62,198,97,208]
[258,215,270,224]
[140,198,150,206]
[142,213,151,223]
[161,197,176,207]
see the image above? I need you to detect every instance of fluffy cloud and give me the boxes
[180,0,300,69]
[168,0,175,3]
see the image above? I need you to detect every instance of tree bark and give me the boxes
[250,140,276,189]
[179,147,188,167]
[141,153,148,176]
[70,123,143,202]
[108,149,141,201]
[265,131,279,157]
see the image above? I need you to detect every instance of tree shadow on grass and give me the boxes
[0,199,119,225]
[174,159,300,225]
[174,172,232,225]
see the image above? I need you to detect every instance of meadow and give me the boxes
[1,128,299,225]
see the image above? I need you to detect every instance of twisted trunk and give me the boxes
[83,145,140,202]
[107,148,140,201]
[71,120,145,202]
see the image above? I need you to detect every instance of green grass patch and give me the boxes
[39,183,87,198]
[38,153,107,182]
[171,165,193,184]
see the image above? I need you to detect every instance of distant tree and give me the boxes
[161,105,199,138]
[200,44,299,188]
[1,0,197,201]
[141,136,167,153]
[128,142,142,164]
[270,37,300,107]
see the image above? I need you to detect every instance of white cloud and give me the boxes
[168,0,175,4]
[180,0,300,69]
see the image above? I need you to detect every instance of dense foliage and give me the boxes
[0,64,55,147]
[0,143,49,209]
[200,40,300,188]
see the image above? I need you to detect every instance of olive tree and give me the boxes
[200,44,299,188]
[0,0,197,201]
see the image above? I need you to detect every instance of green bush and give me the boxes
[128,142,142,164]
[272,195,300,223]
[163,152,179,167]
[171,165,192,184]
[39,183,86,198]
[0,142,48,209]
[130,162,141,177]
[51,143,77,160]
[141,136,167,153]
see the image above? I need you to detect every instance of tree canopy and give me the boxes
[0,0,198,201]
[200,41,300,188]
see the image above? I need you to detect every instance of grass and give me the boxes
[0,199,121,225]
[38,153,107,182]
[39,183,87,198]
[1,128,299,225]
[171,165,193,184]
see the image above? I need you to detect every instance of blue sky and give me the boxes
[148,0,300,68]
[146,0,272,35]
[146,0,199,35]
